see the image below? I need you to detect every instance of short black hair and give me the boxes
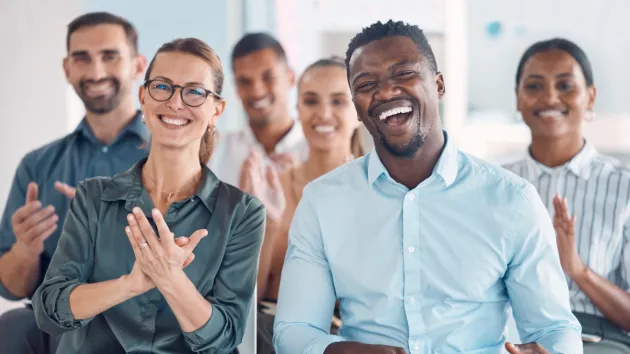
[345,20,438,76]
[67,12,138,54]
[516,38,594,87]
[231,32,287,66]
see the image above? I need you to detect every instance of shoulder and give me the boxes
[215,181,265,221]
[20,133,78,173]
[458,151,531,193]
[501,157,527,175]
[592,153,630,180]
[303,156,368,198]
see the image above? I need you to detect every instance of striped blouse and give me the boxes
[504,142,630,318]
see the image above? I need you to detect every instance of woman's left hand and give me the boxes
[126,207,208,288]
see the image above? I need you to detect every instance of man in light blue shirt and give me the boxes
[273,20,582,354]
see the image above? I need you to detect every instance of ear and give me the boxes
[435,72,446,99]
[210,99,227,125]
[62,57,70,82]
[134,54,148,81]
[138,84,146,106]
[587,85,597,111]
[287,67,296,88]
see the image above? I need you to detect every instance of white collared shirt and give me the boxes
[209,121,308,187]
[504,142,630,318]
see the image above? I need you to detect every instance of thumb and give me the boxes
[183,229,208,253]
[505,342,521,354]
[26,182,38,203]
[174,236,190,247]
[55,181,76,199]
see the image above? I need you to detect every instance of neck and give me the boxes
[530,133,584,167]
[142,145,203,208]
[303,146,353,181]
[377,129,445,190]
[84,99,137,145]
[250,113,294,154]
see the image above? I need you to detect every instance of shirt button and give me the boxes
[102,146,108,153]
[413,342,421,350]
[408,194,415,201]
[408,246,415,253]
[408,296,416,305]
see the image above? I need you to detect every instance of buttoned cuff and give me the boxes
[52,283,90,327]
[305,335,346,354]
[183,305,227,350]
[0,280,25,301]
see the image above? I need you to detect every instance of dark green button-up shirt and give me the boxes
[32,159,265,354]
[0,112,148,300]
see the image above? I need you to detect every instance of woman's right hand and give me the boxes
[124,236,197,296]
[239,148,286,223]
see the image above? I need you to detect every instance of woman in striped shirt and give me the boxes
[504,38,630,354]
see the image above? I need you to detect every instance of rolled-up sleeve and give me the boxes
[32,181,95,335]
[183,196,265,353]
[273,186,345,354]
[505,183,583,354]
[620,218,630,292]
[0,155,35,300]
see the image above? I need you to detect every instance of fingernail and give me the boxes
[133,207,141,214]
[127,214,135,223]
[48,205,55,211]
[152,209,160,217]
[125,226,130,233]
[35,201,42,208]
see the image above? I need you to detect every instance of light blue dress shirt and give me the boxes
[273,133,582,354]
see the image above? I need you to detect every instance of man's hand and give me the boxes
[54,181,77,199]
[239,149,286,223]
[11,182,58,260]
[324,342,407,354]
[505,342,550,354]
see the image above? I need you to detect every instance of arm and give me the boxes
[178,197,266,353]
[555,195,630,331]
[505,184,582,354]
[257,220,281,300]
[273,189,345,354]
[32,182,97,335]
[0,157,43,299]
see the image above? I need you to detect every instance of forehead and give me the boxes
[233,48,285,76]
[68,24,131,53]
[522,50,584,79]
[150,52,215,88]
[349,36,426,77]
[299,66,349,93]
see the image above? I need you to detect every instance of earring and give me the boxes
[141,115,146,124]
[515,111,523,121]
[585,109,596,122]
[208,124,216,136]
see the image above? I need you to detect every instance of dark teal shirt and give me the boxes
[32,160,265,354]
[0,112,148,300]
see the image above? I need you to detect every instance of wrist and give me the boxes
[154,268,187,295]
[10,242,39,264]
[570,263,590,283]
[120,274,152,297]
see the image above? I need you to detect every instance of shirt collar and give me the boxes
[74,111,149,145]
[367,130,459,187]
[242,119,305,153]
[101,158,219,213]
[524,140,597,180]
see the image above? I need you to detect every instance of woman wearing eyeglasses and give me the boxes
[32,38,265,354]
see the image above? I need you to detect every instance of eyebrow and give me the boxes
[525,72,575,80]
[151,76,207,87]
[70,49,120,57]
[302,91,349,97]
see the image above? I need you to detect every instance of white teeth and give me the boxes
[538,110,564,119]
[160,115,190,126]
[252,98,271,109]
[314,125,336,134]
[379,106,412,120]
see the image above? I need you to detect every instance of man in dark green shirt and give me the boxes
[0,12,148,354]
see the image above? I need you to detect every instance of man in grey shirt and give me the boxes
[0,12,149,354]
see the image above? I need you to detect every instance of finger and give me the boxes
[132,208,162,253]
[25,214,59,241]
[183,229,208,253]
[174,236,189,247]
[21,206,56,238]
[125,226,143,260]
[26,182,38,204]
[505,342,520,354]
[12,200,43,225]
[35,223,58,243]
[183,253,195,268]
[151,208,173,244]
[266,164,282,190]
[127,213,152,258]
[54,182,76,199]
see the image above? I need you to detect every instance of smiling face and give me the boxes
[349,36,445,159]
[297,65,359,153]
[233,48,295,127]
[517,49,596,140]
[139,51,225,154]
[64,24,143,114]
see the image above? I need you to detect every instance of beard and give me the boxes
[381,130,425,159]
[76,78,122,114]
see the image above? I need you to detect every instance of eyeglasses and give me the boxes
[144,79,222,107]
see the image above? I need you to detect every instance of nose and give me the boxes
[85,59,107,81]
[248,79,267,100]
[374,80,402,101]
[166,87,186,111]
[317,103,333,121]
[542,85,562,106]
